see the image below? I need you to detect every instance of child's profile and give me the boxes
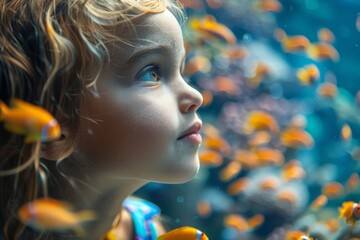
[0,0,203,239]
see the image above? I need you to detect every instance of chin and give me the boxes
[156,157,200,183]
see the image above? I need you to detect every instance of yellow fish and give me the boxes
[18,198,96,234]
[0,98,61,143]
[285,230,313,240]
[157,226,208,240]
[339,201,360,227]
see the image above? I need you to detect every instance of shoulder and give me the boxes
[123,197,166,238]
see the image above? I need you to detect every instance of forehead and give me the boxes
[109,9,184,66]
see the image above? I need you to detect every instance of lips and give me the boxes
[178,122,202,140]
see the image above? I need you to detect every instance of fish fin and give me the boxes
[0,101,9,120]
[4,123,25,135]
[77,210,97,223]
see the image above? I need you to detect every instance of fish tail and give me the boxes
[0,100,8,121]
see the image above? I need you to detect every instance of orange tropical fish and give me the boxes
[233,149,258,168]
[203,134,231,154]
[259,176,279,190]
[339,201,360,227]
[248,131,271,147]
[285,230,313,240]
[341,123,352,141]
[255,0,282,12]
[247,62,270,89]
[247,214,265,229]
[201,90,213,107]
[325,219,340,233]
[199,150,223,166]
[310,194,328,211]
[197,200,212,217]
[219,161,242,182]
[185,55,211,76]
[227,177,250,195]
[274,29,310,53]
[306,42,340,62]
[281,160,306,182]
[255,148,284,166]
[318,28,335,43]
[18,198,96,234]
[0,99,61,143]
[157,226,208,240]
[190,15,237,45]
[224,214,249,233]
[214,76,240,95]
[280,127,314,148]
[322,182,344,198]
[296,64,320,85]
[243,111,279,134]
[276,189,297,205]
[346,173,359,192]
[317,82,338,98]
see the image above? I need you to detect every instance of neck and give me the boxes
[46,160,147,240]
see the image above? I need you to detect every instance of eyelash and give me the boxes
[137,64,161,82]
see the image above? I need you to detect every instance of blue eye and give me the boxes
[137,65,161,82]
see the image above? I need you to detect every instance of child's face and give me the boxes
[78,9,203,183]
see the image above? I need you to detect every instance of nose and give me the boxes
[177,77,203,113]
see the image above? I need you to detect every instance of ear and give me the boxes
[40,128,75,161]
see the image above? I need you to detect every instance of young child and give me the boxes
[0,0,203,239]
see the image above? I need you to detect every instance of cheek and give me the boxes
[78,96,177,171]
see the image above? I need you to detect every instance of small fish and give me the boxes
[306,42,340,62]
[341,123,352,141]
[18,198,96,234]
[243,111,279,134]
[255,0,282,13]
[339,201,360,227]
[281,160,306,182]
[322,182,344,198]
[247,214,265,229]
[259,176,279,190]
[280,127,314,149]
[0,99,61,143]
[196,200,212,217]
[297,64,320,85]
[254,148,284,166]
[199,150,223,166]
[227,177,250,195]
[224,214,249,233]
[185,55,211,76]
[318,28,335,43]
[274,29,310,53]
[317,82,338,98]
[190,15,237,45]
[157,226,208,240]
[346,173,359,192]
[219,161,242,182]
[310,194,328,211]
[285,230,313,240]
[276,189,297,205]
[201,90,213,107]
[214,76,240,95]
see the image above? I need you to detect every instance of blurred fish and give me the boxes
[280,127,314,149]
[224,214,249,233]
[227,177,250,195]
[157,226,208,240]
[219,161,242,182]
[222,46,248,60]
[281,160,306,182]
[317,28,335,43]
[346,173,359,192]
[189,15,237,45]
[322,182,344,198]
[248,131,271,147]
[317,82,338,98]
[339,201,360,227]
[203,133,231,154]
[276,189,297,205]
[185,55,211,76]
[255,0,282,12]
[18,198,96,234]
[340,123,352,141]
[255,148,284,166]
[199,149,223,166]
[233,149,258,168]
[243,111,279,134]
[274,28,310,53]
[325,219,340,233]
[247,62,270,89]
[197,200,212,217]
[0,99,61,143]
[296,64,320,85]
[259,176,279,190]
[310,194,328,211]
[214,76,240,95]
[247,214,265,229]
[200,90,213,107]
[356,15,360,32]
[285,230,313,240]
[306,42,340,62]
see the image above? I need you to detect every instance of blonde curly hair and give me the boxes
[0,0,184,239]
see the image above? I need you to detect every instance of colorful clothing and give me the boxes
[123,197,161,240]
